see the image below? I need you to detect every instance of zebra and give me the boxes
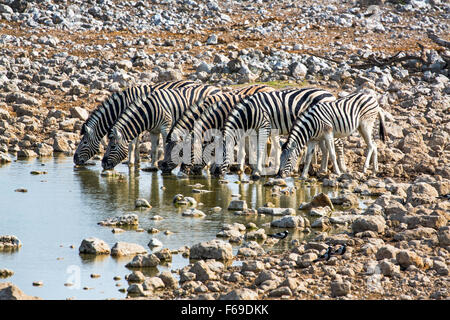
[101,84,221,170]
[277,92,387,179]
[219,87,340,180]
[160,84,275,174]
[73,80,196,167]
[189,86,277,175]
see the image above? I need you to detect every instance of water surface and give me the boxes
[0,155,365,299]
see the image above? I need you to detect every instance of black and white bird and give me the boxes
[334,244,347,255]
[267,230,289,239]
[314,246,333,262]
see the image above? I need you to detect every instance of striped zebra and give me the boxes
[219,87,341,180]
[189,86,277,175]
[101,84,221,170]
[160,84,275,174]
[277,92,387,179]
[73,80,195,167]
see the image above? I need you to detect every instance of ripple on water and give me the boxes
[0,155,371,299]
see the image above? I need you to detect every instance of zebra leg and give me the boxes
[318,139,329,174]
[150,133,160,169]
[300,140,319,179]
[237,137,246,173]
[269,135,281,175]
[220,135,235,177]
[359,121,377,173]
[324,132,341,176]
[252,126,270,180]
[265,137,272,167]
[311,144,318,166]
[128,137,138,167]
[335,138,347,173]
[135,134,140,166]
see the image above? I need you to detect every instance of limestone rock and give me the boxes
[352,216,386,234]
[125,253,160,268]
[271,216,305,229]
[299,193,334,211]
[0,235,22,250]
[78,237,110,255]
[396,250,424,269]
[220,288,258,300]
[0,282,42,300]
[228,200,248,211]
[330,280,351,297]
[111,242,147,256]
[98,214,139,227]
[135,198,151,209]
[406,182,439,206]
[190,240,233,261]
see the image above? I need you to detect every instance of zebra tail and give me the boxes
[378,109,387,143]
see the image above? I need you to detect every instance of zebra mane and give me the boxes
[83,95,116,130]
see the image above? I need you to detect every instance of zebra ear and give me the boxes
[111,127,122,141]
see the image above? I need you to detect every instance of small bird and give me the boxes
[267,230,289,239]
[334,244,347,255]
[314,246,333,262]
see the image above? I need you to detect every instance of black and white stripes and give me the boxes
[160,84,275,174]
[73,80,195,166]
[101,84,220,170]
[219,88,337,179]
[277,92,386,178]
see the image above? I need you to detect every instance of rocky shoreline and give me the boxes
[0,0,449,300]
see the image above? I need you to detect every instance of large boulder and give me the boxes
[189,260,217,282]
[220,288,258,300]
[125,253,160,268]
[376,245,399,260]
[438,226,450,247]
[396,250,424,269]
[158,271,178,289]
[330,280,351,297]
[352,216,386,234]
[228,200,248,211]
[190,240,233,261]
[0,283,42,300]
[299,193,334,211]
[69,107,89,121]
[98,214,139,227]
[406,182,439,206]
[271,216,305,229]
[78,237,110,255]
[257,207,295,216]
[111,242,147,256]
[0,235,22,250]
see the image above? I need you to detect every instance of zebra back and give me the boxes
[223,87,335,142]
[285,92,379,151]
[168,84,273,143]
[81,80,196,137]
[193,85,276,142]
[112,84,220,142]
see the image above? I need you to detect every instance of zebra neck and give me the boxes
[86,91,132,137]
[288,118,317,151]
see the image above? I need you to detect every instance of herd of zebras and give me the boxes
[73,80,387,180]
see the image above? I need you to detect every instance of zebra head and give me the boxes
[277,140,300,178]
[74,124,100,165]
[102,127,128,170]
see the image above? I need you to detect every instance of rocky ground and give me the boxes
[0,0,449,300]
